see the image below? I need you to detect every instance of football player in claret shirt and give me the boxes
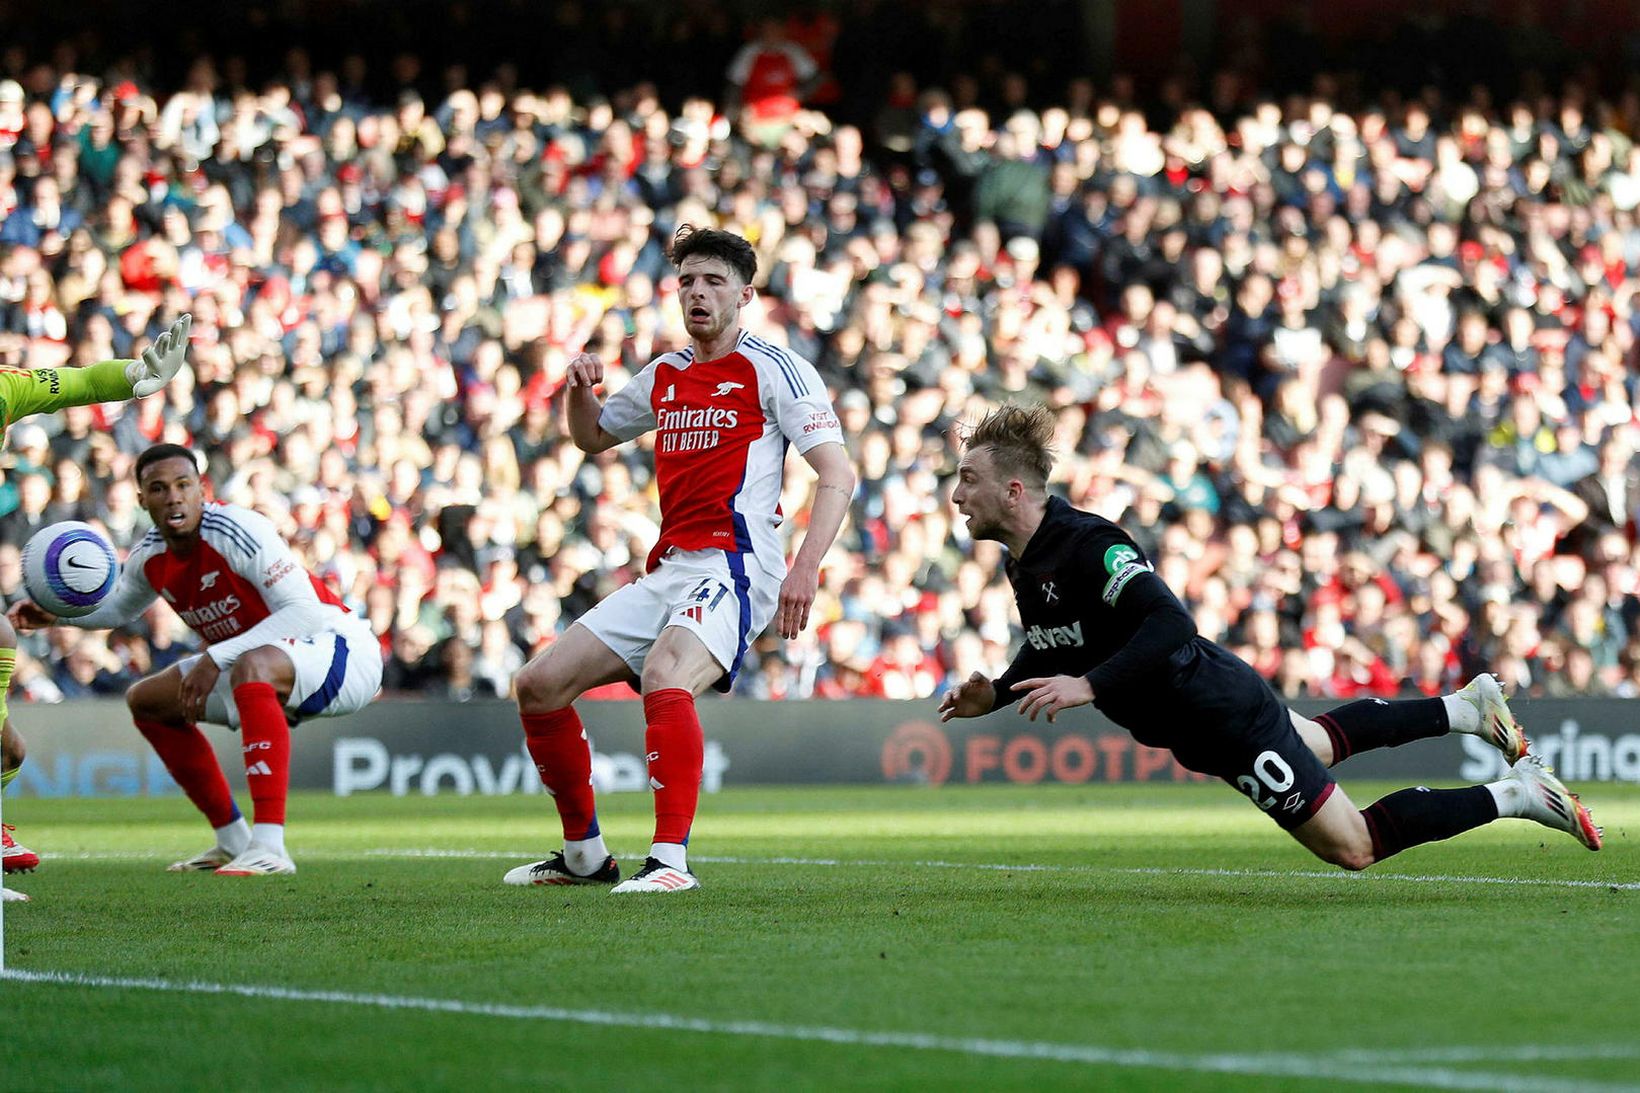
[940,404,1601,869]
[505,226,855,893]
[9,443,383,877]
[2,314,192,892]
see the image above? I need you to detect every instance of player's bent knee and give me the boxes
[127,673,182,724]
[515,662,570,712]
[0,612,15,648]
[1293,792,1376,870]
[639,657,683,694]
[639,628,721,695]
[228,646,292,687]
[1309,826,1376,871]
[126,678,154,716]
[1320,843,1375,871]
[1290,712,1334,767]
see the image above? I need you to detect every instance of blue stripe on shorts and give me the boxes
[296,636,350,717]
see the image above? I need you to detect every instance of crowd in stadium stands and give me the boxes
[1,21,1639,706]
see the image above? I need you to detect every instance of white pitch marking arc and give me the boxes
[2,969,1634,1093]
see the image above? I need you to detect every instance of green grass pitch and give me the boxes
[5,783,1638,1091]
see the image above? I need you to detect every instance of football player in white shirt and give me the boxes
[505,226,855,893]
[9,444,383,876]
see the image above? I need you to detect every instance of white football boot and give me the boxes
[1509,756,1602,850]
[503,852,620,886]
[215,843,297,876]
[610,856,700,894]
[1455,673,1529,763]
[167,846,238,873]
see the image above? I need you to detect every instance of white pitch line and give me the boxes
[36,848,1639,890]
[2,968,1633,1093]
[373,850,1640,891]
[1329,1045,1640,1064]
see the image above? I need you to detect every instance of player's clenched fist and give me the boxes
[564,352,604,388]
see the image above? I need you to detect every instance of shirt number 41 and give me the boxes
[682,578,731,616]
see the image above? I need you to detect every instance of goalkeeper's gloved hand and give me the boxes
[126,313,193,398]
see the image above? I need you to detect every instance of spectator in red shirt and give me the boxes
[1326,637,1401,699]
[724,18,818,148]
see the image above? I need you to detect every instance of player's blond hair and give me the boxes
[964,403,1056,489]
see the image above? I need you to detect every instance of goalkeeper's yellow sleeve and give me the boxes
[0,359,136,432]
[0,647,13,738]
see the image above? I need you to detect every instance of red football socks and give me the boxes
[135,717,239,827]
[521,707,600,840]
[643,688,704,846]
[234,682,291,826]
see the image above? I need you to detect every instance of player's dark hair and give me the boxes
[135,444,202,483]
[965,403,1056,489]
[669,224,757,285]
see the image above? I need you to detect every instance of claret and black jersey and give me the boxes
[992,496,1196,710]
[973,491,1556,852]
[991,496,1299,767]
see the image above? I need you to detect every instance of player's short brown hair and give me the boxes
[670,224,757,286]
[964,403,1056,489]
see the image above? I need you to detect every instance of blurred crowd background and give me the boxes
[4,0,1640,704]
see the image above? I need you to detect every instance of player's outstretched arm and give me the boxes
[0,314,191,430]
[563,351,623,453]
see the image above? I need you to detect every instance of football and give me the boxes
[22,520,119,619]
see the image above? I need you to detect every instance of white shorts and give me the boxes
[578,548,780,692]
[182,620,384,729]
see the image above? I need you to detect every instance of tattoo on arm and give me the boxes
[816,483,852,498]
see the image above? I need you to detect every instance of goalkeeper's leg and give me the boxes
[0,619,38,874]
[2,721,39,874]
